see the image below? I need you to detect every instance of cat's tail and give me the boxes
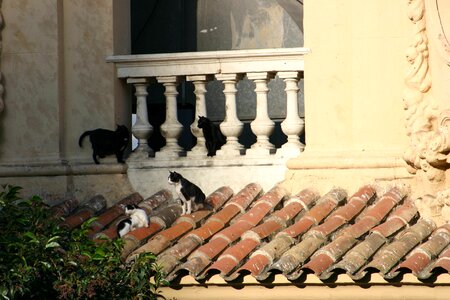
[78,131,91,147]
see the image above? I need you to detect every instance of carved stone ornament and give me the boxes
[403,0,450,182]
[417,191,450,226]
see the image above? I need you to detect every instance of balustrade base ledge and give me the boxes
[0,161,127,178]
[127,156,290,170]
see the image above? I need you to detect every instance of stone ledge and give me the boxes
[128,156,289,169]
[287,150,408,170]
[0,162,127,177]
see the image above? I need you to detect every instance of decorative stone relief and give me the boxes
[416,191,450,226]
[405,0,450,225]
[403,0,448,182]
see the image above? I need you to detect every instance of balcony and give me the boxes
[107,48,309,196]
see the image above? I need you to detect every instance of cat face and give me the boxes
[116,125,130,145]
[168,171,182,185]
[123,204,140,215]
[197,116,209,129]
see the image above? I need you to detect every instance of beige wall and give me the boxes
[2,1,62,163]
[284,0,414,194]
[161,284,450,300]
[62,0,131,163]
[0,0,132,200]
[303,0,410,154]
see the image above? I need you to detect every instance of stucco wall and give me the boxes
[1,1,62,164]
[0,0,133,200]
[284,0,414,194]
[303,0,410,154]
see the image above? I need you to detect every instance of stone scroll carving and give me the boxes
[404,0,450,224]
[403,0,450,182]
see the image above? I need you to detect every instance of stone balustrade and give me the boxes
[107,48,308,163]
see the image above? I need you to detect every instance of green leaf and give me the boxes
[23,232,38,244]
[45,241,60,249]
[68,260,78,267]
[45,236,60,248]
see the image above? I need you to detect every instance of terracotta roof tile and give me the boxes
[287,186,376,277]
[361,218,436,278]
[92,190,173,243]
[60,195,106,229]
[235,188,345,279]
[170,186,288,279]
[157,184,262,276]
[391,224,450,277]
[138,189,173,214]
[50,196,79,218]
[88,192,144,237]
[321,200,418,279]
[279,186,375,274]
[419,246,450,279]
[128,187,234,261]
[122,187,233,260]
[273,187,407,280]
[205,189,319,279]
[55,182,450,285]
[121,204,183,260]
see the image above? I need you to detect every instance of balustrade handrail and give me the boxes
[107,47,310,161]
[106,47,309,78]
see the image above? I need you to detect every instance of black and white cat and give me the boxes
[117,218,133,237]
[79,125,130,164]
[117,204,149,237]
[168,171,211,215]
[197,116,225,157]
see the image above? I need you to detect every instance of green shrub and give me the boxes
[0,185,168,300]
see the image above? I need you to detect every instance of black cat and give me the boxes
[197,116,225,157]
[167,171,211,215]
[78,125,130,164]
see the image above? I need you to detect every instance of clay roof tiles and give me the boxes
[53,182,450,285]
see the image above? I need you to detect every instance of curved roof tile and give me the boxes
[54,182,450,285]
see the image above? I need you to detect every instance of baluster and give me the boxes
[277,71,305,157]
[156,76,184,158]
[128,78,153,159]
[187,75,211,157]
[215,73,244,156]
[247,72,276,156]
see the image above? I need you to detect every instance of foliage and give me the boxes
[0,185,168,300]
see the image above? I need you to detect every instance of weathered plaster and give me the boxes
[1,0,61,163]
[0,0,131,201]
